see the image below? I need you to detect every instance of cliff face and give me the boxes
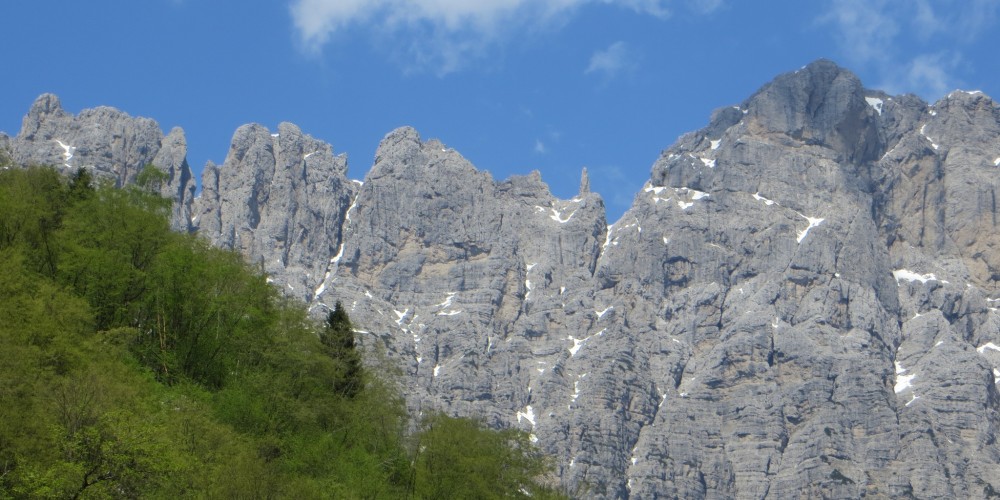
[7,94,196,231]
[7,60,1000,498]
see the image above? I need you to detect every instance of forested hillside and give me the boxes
[0,164,565,499]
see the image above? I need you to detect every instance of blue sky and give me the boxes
[3,0,999,220]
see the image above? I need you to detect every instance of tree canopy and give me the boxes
[0,166,564,499]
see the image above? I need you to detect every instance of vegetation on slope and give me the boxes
[0,164,564,499]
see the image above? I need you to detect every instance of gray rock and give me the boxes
[7,59,1000,498]
[8,94,196,230]
[192,122,357,303]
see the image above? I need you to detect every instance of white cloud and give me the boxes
[289,0,673,73]
[535,139,547,154]
[899,52,962,97]
[585,41,637,79]
[820,0,899,66]
[819,0,998,100]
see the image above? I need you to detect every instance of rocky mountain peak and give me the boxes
[19,93,67,140]
[10,94,196,231]
[7,59,1000,497]
[743,59,881,163]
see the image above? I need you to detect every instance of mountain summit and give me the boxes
[5,59,1000,497]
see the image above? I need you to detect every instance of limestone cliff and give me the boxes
[8,59,1000,498]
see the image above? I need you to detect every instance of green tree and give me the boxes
[321,301,363,398]
[412,413,563,499]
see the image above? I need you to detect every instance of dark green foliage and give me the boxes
[0,165,565,499]
[321,301,364,397]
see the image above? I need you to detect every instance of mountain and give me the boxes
[4,59,1000,498]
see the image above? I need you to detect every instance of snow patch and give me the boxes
[677,201,694,210]
[710,139,721,150]
[905,394,920,406]
[437,309,462,316]
[994,369,1000,384]
[994,158,1000,167]
[394,309,409,326]
[567,331,604,357]
[550,207,576,223]
[516,405,536,426]
[919,124,939,150]
[865,97,884,115]
[895,372,916,394]
[893,269,939,284]
[435,292,456,308]
[595,306,613,319]
[977,342,1000,354]
[433,365,440,377]
[643,184,667,195]
[752,192,776,206]
[796,213,824,243]
[700,157,715,168]
[54,140,75,167]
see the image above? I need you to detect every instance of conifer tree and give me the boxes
[322,301,363,397]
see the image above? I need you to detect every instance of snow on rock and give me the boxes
[643,184,667,195]
[435,292,456,308]
[865,97,884,115]
[567,330,604,357]
[994,158,1000,166]
[710,139,721,150]
[977,342,1000,354]
[919,124,939,150]
[433,364,441,377]
[567,336,587,356]
[550,207,576,223]
[595,306,613,319]
[673,187,709,211]
[700,157,716,168]
[753,192,777,206]
[54,139,75,167]
[394,309,409,326]
[516,405,536,426]
[313,280,327,299]
[795,213,824,243]
[893,269,939,284]
[895,372,916,394]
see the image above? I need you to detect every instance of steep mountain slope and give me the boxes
[5,59,1000,498]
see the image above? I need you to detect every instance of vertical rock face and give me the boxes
[7,59,1000,497]
[192,122,358,303]
[5,94,196,230]
[305,60,1000,498]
